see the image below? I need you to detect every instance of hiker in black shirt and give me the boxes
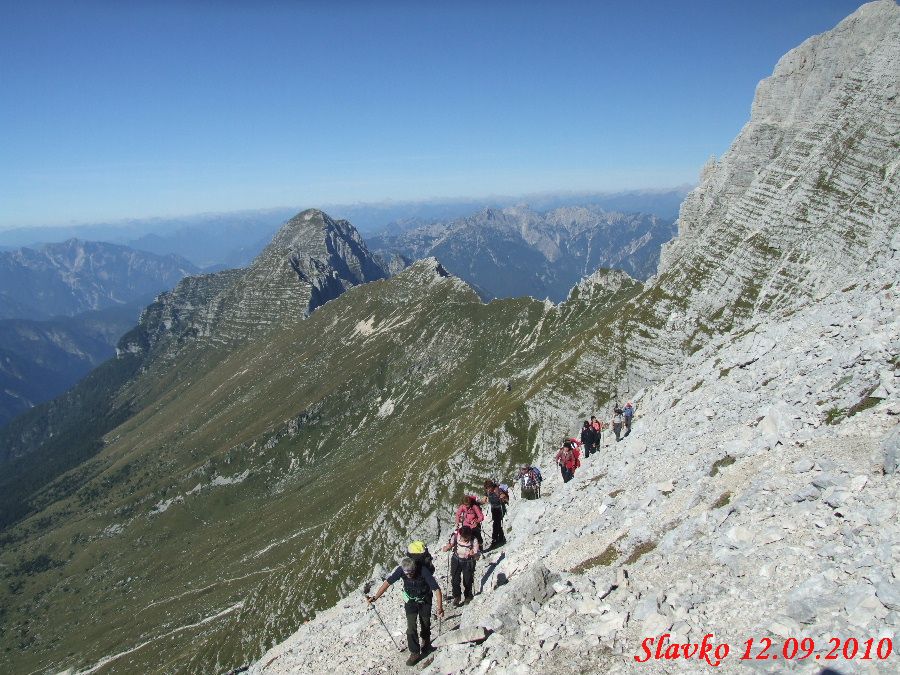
[367,557,444,665]
[581,420,597,458]
[482,480,508,550]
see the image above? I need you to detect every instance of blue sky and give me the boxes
[0,0,868,228]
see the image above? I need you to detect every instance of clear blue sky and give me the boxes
[0,0,869,228]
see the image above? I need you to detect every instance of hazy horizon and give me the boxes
[0,184,694,233]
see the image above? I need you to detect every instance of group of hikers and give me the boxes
[366,480,509,665]
[365,402,636,666]
[555,402,634,482]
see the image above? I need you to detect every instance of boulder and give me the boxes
[431,626,489,648]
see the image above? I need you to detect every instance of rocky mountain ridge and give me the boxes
[0,238,198,321]
[121,209,389,354]
[369,205,674,301]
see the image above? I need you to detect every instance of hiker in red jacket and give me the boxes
[454,495,485,549]
[555,438,581,482]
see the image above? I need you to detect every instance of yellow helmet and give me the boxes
[408,540,426,554]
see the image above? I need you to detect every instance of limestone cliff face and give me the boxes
[122,209,389,353]
[656,0,899,333]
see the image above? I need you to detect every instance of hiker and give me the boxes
[408,540,435,574]
[367,556,444,665]
[591,415,603,446]
[518,465,542,499]
[455,495,485,550]
[581,420,597,459]
[441,525,480,605]
[623,401,634,436]
[482,480,509,550]
[612,406,624,442]
[555,438,581,482]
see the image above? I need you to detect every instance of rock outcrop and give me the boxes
[121,209,389,352]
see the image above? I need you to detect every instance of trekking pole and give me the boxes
[363,585,403,652]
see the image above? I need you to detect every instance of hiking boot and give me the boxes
[453,597,463,607]
[421,643,434,656]
[406,652,422,666]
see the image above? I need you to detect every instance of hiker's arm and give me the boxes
[434,588,444,616]
[367,580,390,603]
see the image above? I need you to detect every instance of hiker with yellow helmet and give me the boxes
[366,541,444,666]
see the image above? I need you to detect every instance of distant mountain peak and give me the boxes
[129,210,390,351]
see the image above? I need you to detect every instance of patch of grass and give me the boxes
[711,491,732,509]
[847,396,882,417]
[670,397,681,409]
[825,407,845,425]
[624,540,657,565]
[570,544,618,573]
[690,380,703,392]
[719,367,732,378]
[608,489,624,498]
[709,455,735,477]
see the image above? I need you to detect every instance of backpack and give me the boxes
[408,541,436,575]
[450,532,479,560]
[531,467,543,483]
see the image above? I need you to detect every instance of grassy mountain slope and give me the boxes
[0,260,640,673]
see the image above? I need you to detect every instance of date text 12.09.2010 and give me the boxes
[634,633,894,667]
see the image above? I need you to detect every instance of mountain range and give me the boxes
[0,2,897,674]
[369,205,676,301]
[0,240,199,426]
[0,188,690,270]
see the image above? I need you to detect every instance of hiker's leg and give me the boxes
[491,508,503,545]
[462,560,475,598]
[419,601,432,650]
[474,525,483,550]
[406,603,421,654]
[450,556,462,600]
